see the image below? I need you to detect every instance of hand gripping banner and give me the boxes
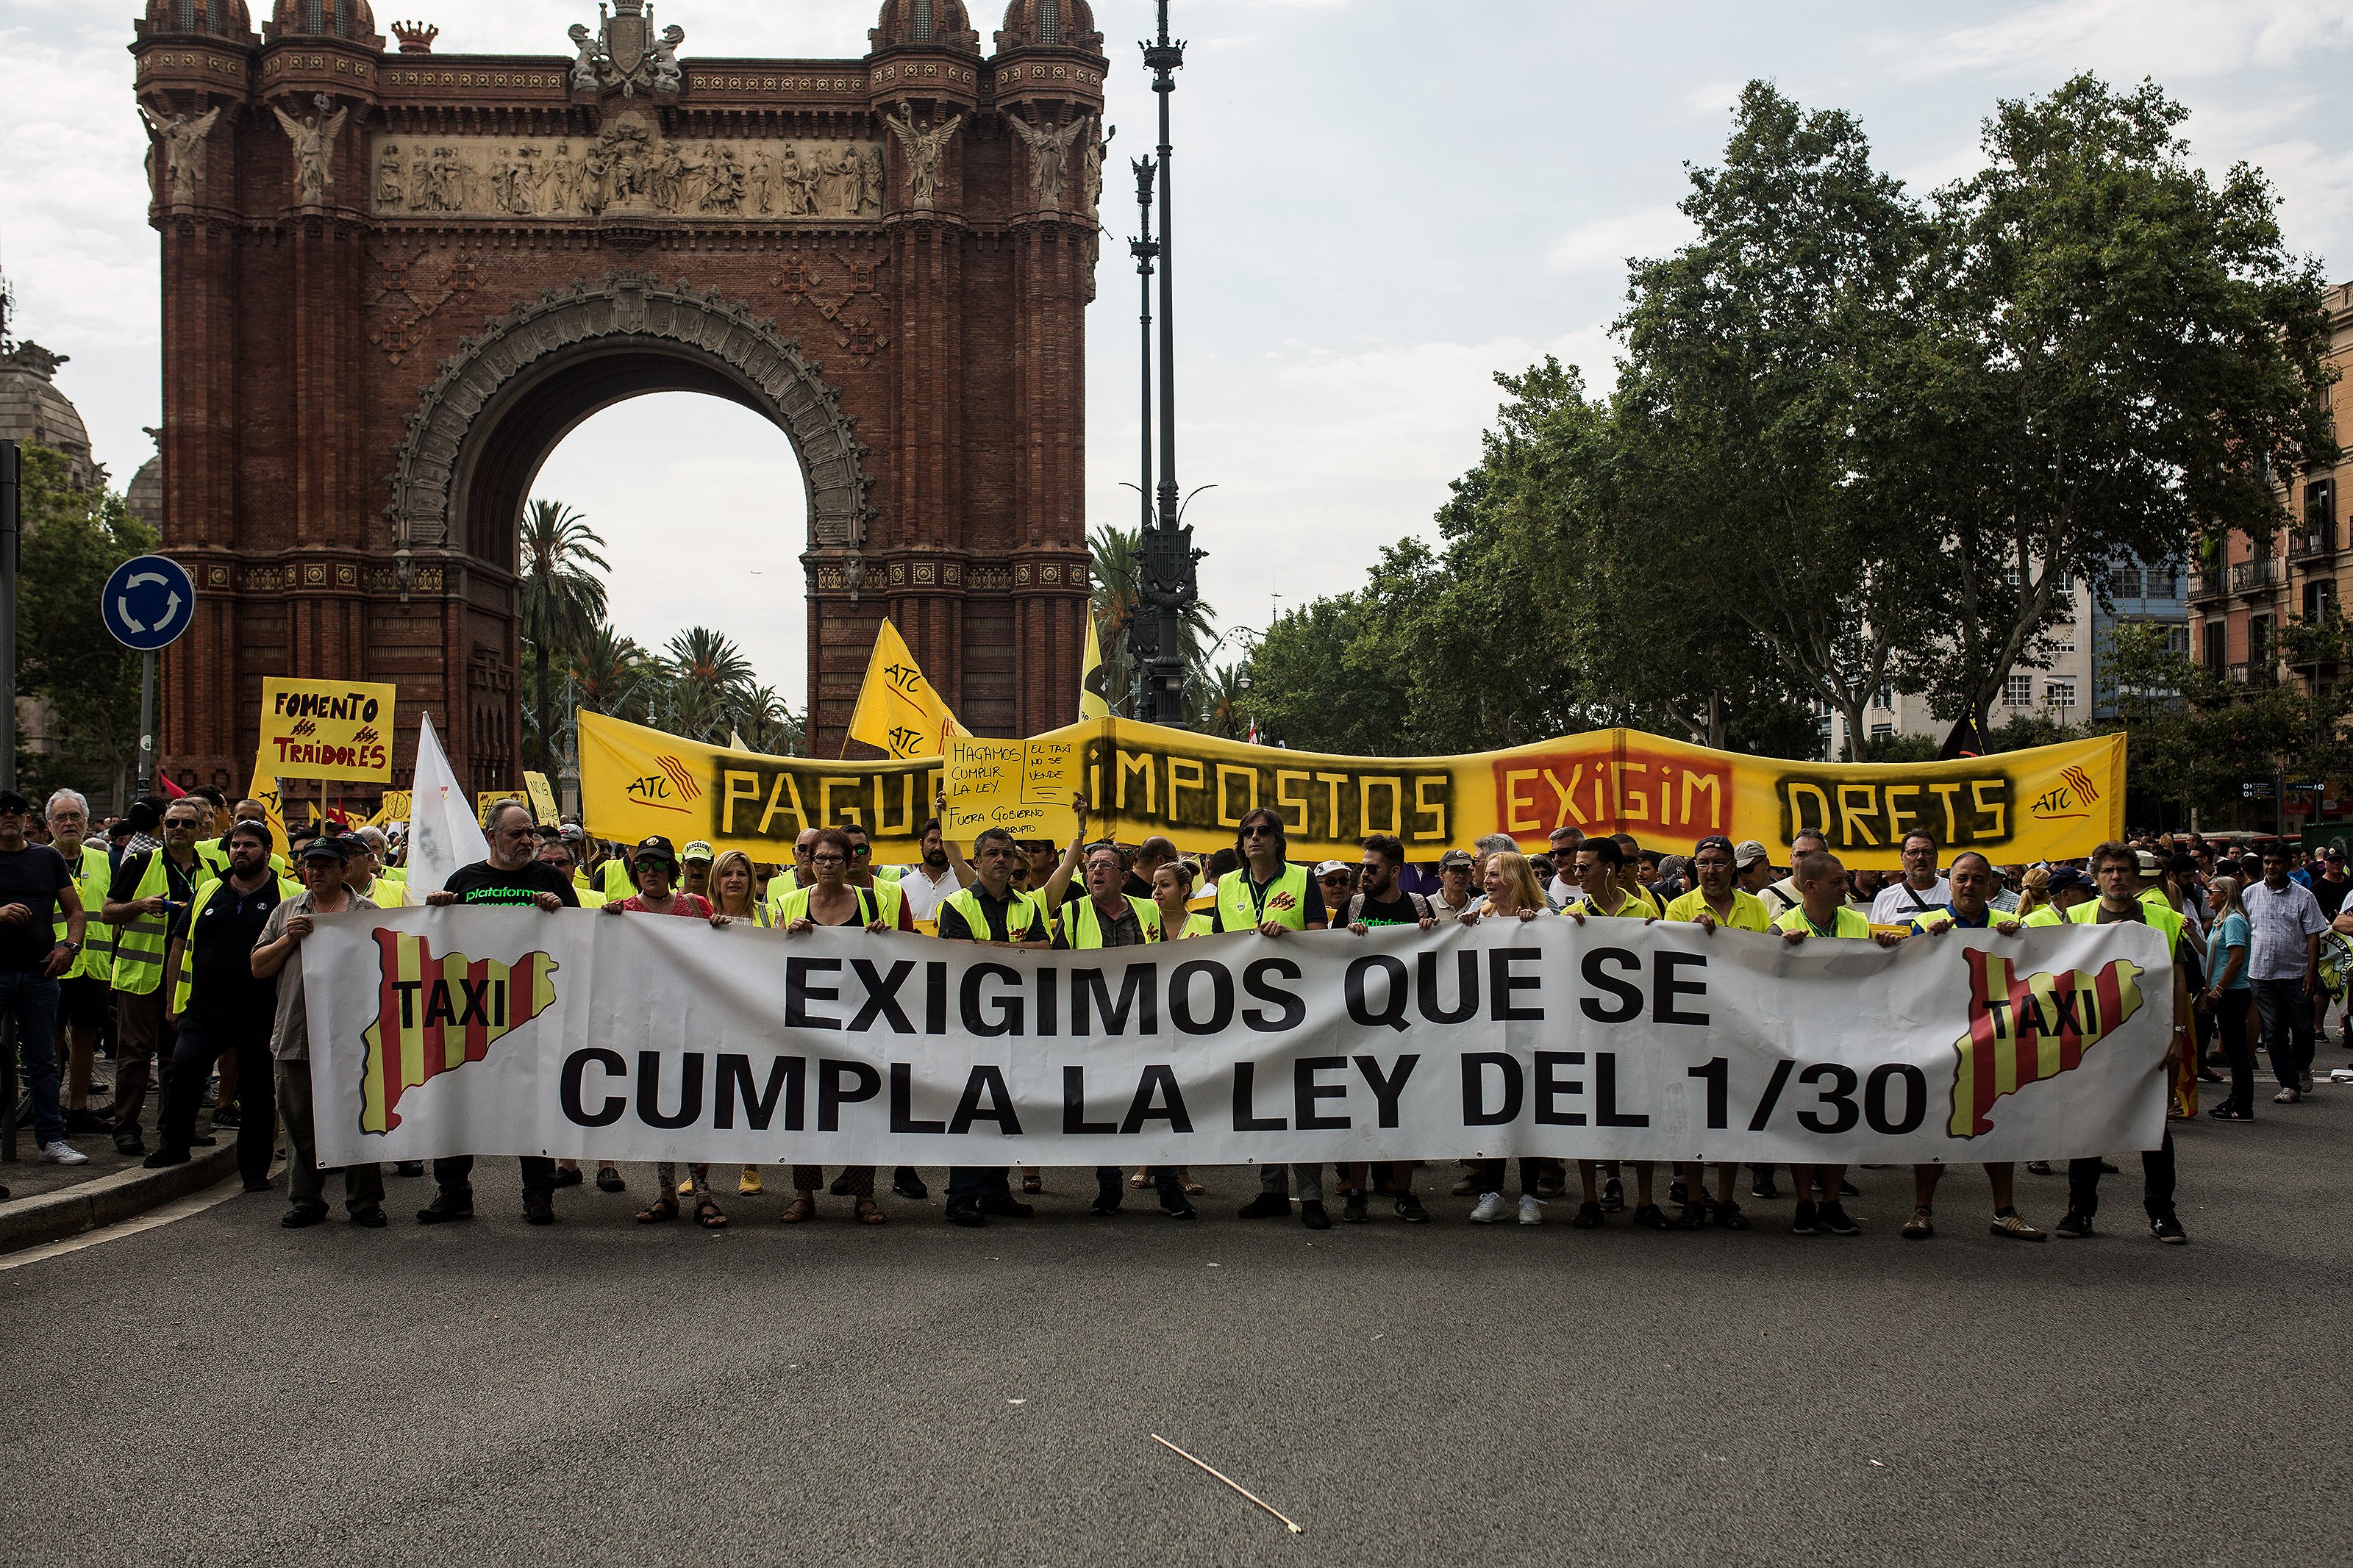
[303,910,2171,1170]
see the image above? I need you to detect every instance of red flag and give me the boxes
[158,775,186,799]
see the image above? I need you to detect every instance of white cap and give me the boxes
[1315,859,1352,877]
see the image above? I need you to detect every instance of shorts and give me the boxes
[60,975,109,1032]
[115,987,169,1056]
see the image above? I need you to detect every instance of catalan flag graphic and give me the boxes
[1949,949,2143,1138]
[360,930,559,1134]
[2061,763,2100,804]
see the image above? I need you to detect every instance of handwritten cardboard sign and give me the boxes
[943,736,1082,845]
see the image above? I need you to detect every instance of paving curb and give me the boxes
[0,1141,241,1254]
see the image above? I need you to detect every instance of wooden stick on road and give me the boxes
[1150,1433,1304,1534]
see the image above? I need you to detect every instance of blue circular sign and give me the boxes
[101,554,196,653]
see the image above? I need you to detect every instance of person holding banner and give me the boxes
[935,828,1052,1227]
[774,828,897,1225]
[1221,807,1335,1230]
[345,828,408,908]
[601,836,726,1227]
[1149,860,1213,941]
[45,790,115,1137]
[1773,852,1901,1236]
[419,799,579,1227]
[1560,840,1672,1228]
[841,825,915,931]
[1463,852,1556,1227]
[1894,852,2046,1243]
[2058,842,2191,1245]
[1661,834,1774,1231]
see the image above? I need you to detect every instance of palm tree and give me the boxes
[1089,523,1218,716]
[731,683,807,756]
[1198,663,1252,740]
[518,499,610,774]
[660,626,756,742]
[570,623,653,723]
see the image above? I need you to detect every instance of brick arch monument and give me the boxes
[132,0,1105,796]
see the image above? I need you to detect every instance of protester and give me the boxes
[1560,838,1666,1225]
[149,820,290,1186]
[2243,842,2329,1106]
[1315,859,1359,912]
[1429,849,1479,917]
[538,830,607,909]
[101,795,205,1156]
[249,834,383,1227]
[678,840,715,903]
[1332,834,1435,1224]
[1462,851,1553,1225]
[419,799,579,1225]
[899,817,969,921]
[601,836,724,1225]
[45,790,113,1136]
[0,788,89,1167]
[1869,832,1949,925]
[1759,831,1829,918]
[1150,860,1212,939]
[1774,852,1900,1236]
[1220,806,1333,1229]
[346,827,408,907]
[1661,834,1771,1229]
[1124,835,1179,901]
[1544,826,1585,909]
[935,827,1051,1227]
[2204,876,2257,1122]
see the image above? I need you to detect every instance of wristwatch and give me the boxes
[54,939,79,953]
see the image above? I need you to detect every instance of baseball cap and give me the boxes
[2046,867,2090,894]
[2326,845,2346,863]
[1733,840,1770,869]
[0,790,30,815]
[560,823,586,844]
[682,840,715,863]
[1691,834,1735,862]
[633,834,679,868]
[1315,860,1352,878]
[300,836,351,862]
[1438,849,1474,871]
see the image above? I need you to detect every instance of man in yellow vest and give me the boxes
[842,823,912,931]
[101,795,210,1157]
[44,789,115,1136]
[1660,834,1775,1231]
[0,788,90,1167]
[148,820,299,1186]
[1221,806,1335,1230]
[935,827,1051,1228]
[2058,840,2192,1245]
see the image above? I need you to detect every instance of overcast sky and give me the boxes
[9,0,2353,706]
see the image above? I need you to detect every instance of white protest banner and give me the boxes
[303,913,2171,1170]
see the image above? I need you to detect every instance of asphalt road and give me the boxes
[7,1072,2349,1568]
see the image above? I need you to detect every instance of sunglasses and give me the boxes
[1243,826,1279,840]
[634,857,672,871]
[849,844,871,856]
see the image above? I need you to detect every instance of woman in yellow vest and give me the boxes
[707,850,773,1196]
[1151,860,1214,940]
[775,828,890,1225]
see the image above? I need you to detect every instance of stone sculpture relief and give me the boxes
[1080,117,1114,218]
[1007,104,1086,213]
[139,103,222,206]
[882,99,963,212]
[368,115,884,221]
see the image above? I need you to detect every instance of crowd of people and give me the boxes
[8,783,2340,1249]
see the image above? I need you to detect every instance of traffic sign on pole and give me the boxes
[101,554,196,652]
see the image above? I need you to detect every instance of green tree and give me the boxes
[15,445,158,809]
[1910,76,2337,751]
[518,499,610,776]
[1196,663,1252,740]
[657,626,755,742]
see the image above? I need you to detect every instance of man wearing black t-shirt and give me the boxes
[419,799,579,1225]
[0,790,88,1166]
[1335,834,1436,1223]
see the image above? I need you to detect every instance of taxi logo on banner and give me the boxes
[1950,950,2143,1137]
[359,930,559,1134]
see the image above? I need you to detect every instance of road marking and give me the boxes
[0,1178,249,1272]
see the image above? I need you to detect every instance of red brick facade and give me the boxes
[132,0,1103,800]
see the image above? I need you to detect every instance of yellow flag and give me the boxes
[246,753,290,859]
[846,617,968,760]
[728,731,752,753]
[1079,613,1113,721]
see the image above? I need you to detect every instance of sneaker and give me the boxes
[2276,1086,2301,1104]
[946,1199,987,1228]
[1533,1166,1567,1200]
[1571,1200,1604,1228]
[1392,1193,1430,1224]
[1158,1196,1198,1220]
[976,1196,1034,1219]
[1749,1173,1779,1200]
[738,1168,764,1196]
[1817,1201,1860,1236]
[38,1140,88,1166]
[1601,1175,1625,1213]
[1632,1203,1672,1231]
[1713,1199,1751,1231]
[2207,1104,2254,1122]
[280,1203,328,1229]
[1469,1191,1507,1224]
[2054,1210,2093,1239]
[1299,1200,1332,1231]
[1990,1212,2047,1242]
[1450,1170,1479,1197]
[1236,1192,1291,1220]
[1838,1179,1860,1198]
[141,1148,189,1169]
[210,1107,240,1128]
[892,1168,929,1201]
[415,1190,474,1225]
[1518,1194,1544,1226]
[2301,1073,2315,1094]
[1902,1205,1935,1240]
[1342,1194,1370,1224]
[2150,1213,2188,1245]
[350,1206,388,1228]
[1089,1191,1122,1217]
[1790,1199,1819,1236]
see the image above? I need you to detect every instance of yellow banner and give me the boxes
[258,677,397,782]
[943,735,1084,845]
[578,709,2125,870]
[246,754,290,859]
[846,617,968,761]
[369,790,412,828]
[524,772,560,826]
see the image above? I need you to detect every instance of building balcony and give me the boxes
[2227,662,2279,690]
[2188,569,2227,604]
[2292,526,2338,562]
[2232,556,2282,595]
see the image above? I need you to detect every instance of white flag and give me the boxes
[406,711,488,895]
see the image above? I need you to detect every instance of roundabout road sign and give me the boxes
[101,554,196,652]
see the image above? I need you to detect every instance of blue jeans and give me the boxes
[0,970,63,1148]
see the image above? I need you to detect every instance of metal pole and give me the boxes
[138,651,157,798]
[1135,0,1196,726]
[1134,158,1157,540]
[1151,5,1179,527]
[0,440,16,793]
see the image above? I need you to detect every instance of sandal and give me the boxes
[1021,1173,1043,1195]
[779,1195,816,1225]
[693,1199,729,1228]
[1180,1173,1205,1196]
[1129,1168,1151,1189]
[635,1198,678,1224]
[854,1198,888,1225]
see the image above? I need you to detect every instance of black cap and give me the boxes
[0,790,30,815]
[633,834,679,869]
[1692,834,1737,861]
[300,837,351,862]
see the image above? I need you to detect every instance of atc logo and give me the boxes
[2029,763,2102,823]
[1949,949,2142,1137]
[359,931,558,1134]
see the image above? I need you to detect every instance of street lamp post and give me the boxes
[1132,0,1204,728]
[1132,157,1158,543]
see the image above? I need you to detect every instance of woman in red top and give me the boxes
[604,837,723,1226]
[778,828,888,1225]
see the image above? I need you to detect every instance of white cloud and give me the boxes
[1545,204,1695,274]
[1919,0,2353,80]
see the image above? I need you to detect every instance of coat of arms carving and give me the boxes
[568,0,684,99]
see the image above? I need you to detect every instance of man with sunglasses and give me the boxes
[421,798,579,1225]
[1218,807,1333,1228]
[101,795,207,1156]
[840,822,915,931]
